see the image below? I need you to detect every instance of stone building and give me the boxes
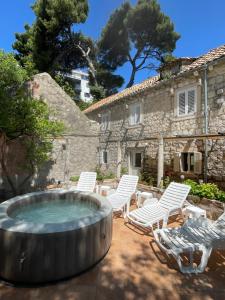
[84,45,225,187]
[0,73,99,196]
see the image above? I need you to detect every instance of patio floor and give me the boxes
[1,215,225,300]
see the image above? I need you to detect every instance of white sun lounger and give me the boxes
[153,212,225,273]
[107,175,139,216]
[71,172,97,192]
[127,182,191,229]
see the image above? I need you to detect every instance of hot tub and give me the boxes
[0,190,112,283]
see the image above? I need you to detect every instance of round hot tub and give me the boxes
[0,190,112,283]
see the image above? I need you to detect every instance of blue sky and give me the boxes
[1,0,225,87]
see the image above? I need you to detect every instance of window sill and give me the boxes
[173,114,198,121]
[127,123,143,129]
[100,129,111,133]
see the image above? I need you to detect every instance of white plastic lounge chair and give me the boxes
[127,182,191,229]
[71,172,97,192]
[153,212,225,273]
[107,175,139,215]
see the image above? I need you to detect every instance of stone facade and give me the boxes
[0,73,100,196]
[85,56,225,187]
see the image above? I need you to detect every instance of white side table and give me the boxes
[99,185,111,196]
[183,206,207,220]
[137,191,154,207]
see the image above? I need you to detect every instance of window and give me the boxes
[84,92,90,98]
[177,87,196,116]
[134,152,142,168]
[129,103,142,125]
[81,74,89,80]
[181,153,194,172]
[130,152,142,168]
[101,112,110,131]
[101,150,108,164]
[174,152,202,174]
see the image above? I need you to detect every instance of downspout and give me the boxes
[204,66,208,182]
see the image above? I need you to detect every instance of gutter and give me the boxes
[85,55,225,114]
[203,65,209,182]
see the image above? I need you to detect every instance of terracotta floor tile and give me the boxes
[1,215,225,300]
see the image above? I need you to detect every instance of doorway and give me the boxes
[129,150,143,176]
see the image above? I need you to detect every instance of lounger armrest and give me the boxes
[162,206,182,227]
[168,206,182,215]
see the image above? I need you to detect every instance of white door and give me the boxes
[129,151,142,176]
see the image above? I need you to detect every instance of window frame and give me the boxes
[181,152,195,173]
[177,86,197,117]
[101,150,108,164]
[129,102,143,126]
[101,112,110,131]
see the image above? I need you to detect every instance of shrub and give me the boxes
[70,176,80,182]
[184,179,225,202]
[95,167,115,181]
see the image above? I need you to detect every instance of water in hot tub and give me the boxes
[10,199,98,224]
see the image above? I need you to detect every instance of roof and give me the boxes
[84,44,225,114]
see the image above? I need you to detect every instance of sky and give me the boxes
[1,0,225,88]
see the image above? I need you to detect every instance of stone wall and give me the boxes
[0,73,100,197]
[86,61,225,186]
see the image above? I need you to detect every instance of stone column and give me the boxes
[117,141,122,179]
[157,136,164,187]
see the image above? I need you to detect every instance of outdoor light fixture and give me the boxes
[208,65,214,71]
[125,104,129,109]
[98,113,102,118]
[216,96,225,105]
[217,88,224,95]
[193,71,199,77]
[170,88,174,95]
[198,78,202,86]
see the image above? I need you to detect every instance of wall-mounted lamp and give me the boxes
[193,71,199,77]
[98,113,102,118]
[216,96,225,105]
[208,65,214,71]
[125,104,129,109]
[217,88,224,95]
[170,88,174,95]
[198,78,202,86]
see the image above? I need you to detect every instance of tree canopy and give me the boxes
[98,0,180,87]
[13,0,124,102]
[0,50,63,194]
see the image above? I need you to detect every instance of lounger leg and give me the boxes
[196,246,212,273]
[176,246,212,274]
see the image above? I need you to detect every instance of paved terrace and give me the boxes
[1,214,225,300]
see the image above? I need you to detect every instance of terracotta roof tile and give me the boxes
[84,44,225,114]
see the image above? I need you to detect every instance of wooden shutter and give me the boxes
[178,92,185,115]
[135,104,141,124]
[194,152,202,174]
[188,90,195,114]
[173,152,181,172]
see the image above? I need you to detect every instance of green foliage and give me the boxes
[54,74,76,99]
[184,179,225,202]
[76,100,92,111]
[0,50,64,192]
[163,176,171,188]
[13,0,89,75]
[70,176,80,182]
[98,0,180,87]
[140,170,155,186]
[121,167,128,176]
[96,167,115,181]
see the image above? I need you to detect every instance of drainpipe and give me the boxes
[157,135,164,188]
[204,66,208,182]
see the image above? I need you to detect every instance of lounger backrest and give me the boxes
[116,175,139,198]
[213,211,225,229]
[76,172,97,192]
[159,182,191,210]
